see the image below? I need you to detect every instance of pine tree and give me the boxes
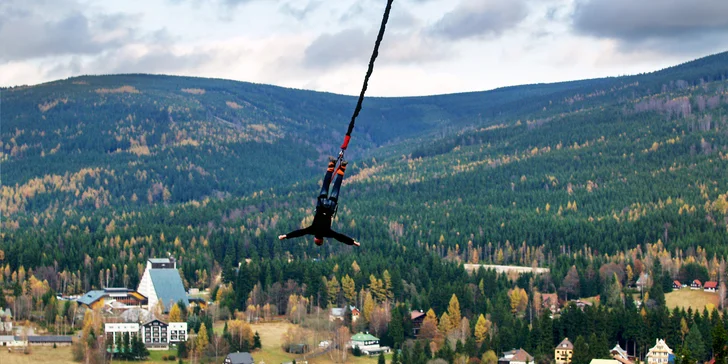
[572,336,590,364]
[686,323,704,361]
[254,331,262,349]
[177,340,188,359]
[378,351,386,364]
[122,332,131,359]
[391,346,400,364]
[712,322,727,364]
[389,307,405,347]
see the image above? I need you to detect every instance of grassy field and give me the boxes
[248,321,381,364]
[0,322,384,364]
[665,288,719,310]
[0,346,75,364]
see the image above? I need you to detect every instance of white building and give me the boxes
[104,323,140,344]
[141,319,187,349]
[169,322,187,343]
[646,339,673,364]
[137,257,189,313]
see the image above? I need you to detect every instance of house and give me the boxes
[28,335,73,346]
[224,352,255,364]
[704,281,718,293]
[77,288,147,310]
[542,293,561,314]
[104,323,140,344]
[590,360,620,364]
[611,343,634,364]
[672,281,682,290]
[0,335,25,347]
[188,296,208,310]
[573,300,593,311]
[141,319,169,349]
[499,348,535,364]
[329,307,345,322]
[646,339,673,364]
[137,257,189,313]
[168,322,187,343]
[140,318,187,349]
[636,273,651,290]
[411,311,426,336]
[555,338,574,364]
[349,332,390,355]
[691,280,702,290]
[350,305,361,322]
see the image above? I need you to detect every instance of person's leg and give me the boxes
[319,157,336,198]
[329,160,347,202]
[326,229,359,247]
[279,226,313,240]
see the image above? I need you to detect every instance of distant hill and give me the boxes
[1,50,728,281]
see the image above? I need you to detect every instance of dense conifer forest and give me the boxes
[2,51,728,363]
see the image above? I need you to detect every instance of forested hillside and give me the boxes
[2,52,728,361]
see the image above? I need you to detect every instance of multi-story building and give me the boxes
[555,338,574,364]
[104,323,139,344]
[137,257,189,313]
[646,339,673,364]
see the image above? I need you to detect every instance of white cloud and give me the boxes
[0,0,726,96]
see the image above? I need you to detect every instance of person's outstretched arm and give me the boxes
[327,229,360,247]
[279,226,313,240]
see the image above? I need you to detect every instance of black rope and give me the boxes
[345,0,394,138]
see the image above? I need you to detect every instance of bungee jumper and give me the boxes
[278,0,394,247]
[278,157,359,247]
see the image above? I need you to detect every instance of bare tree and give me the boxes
[207,332,230,362]
[330,325,351,363]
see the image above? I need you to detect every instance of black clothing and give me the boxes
[282,164,355,245]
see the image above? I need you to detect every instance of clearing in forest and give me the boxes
[665,289,719,311]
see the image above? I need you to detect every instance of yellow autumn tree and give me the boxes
[509,287,528,314]
[327,276,341,306]
[419,308,439,340]
[447,294,462,332]
[197,322,209,353]
[474,314,490,343]
[382,270,393,301]
[169,303,182,322]
[363,291,376,322]
[341,275,356,303]
[438,312,451,334]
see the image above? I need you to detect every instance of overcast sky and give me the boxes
[1,0,727,96]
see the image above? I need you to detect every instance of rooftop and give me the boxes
[77,290,105,306]
[590,360,620,364]
[557,338,574,350]
[226,352,254,364]
[28,335,73,343]
[351,332,379,342]
[149,269,189,311]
